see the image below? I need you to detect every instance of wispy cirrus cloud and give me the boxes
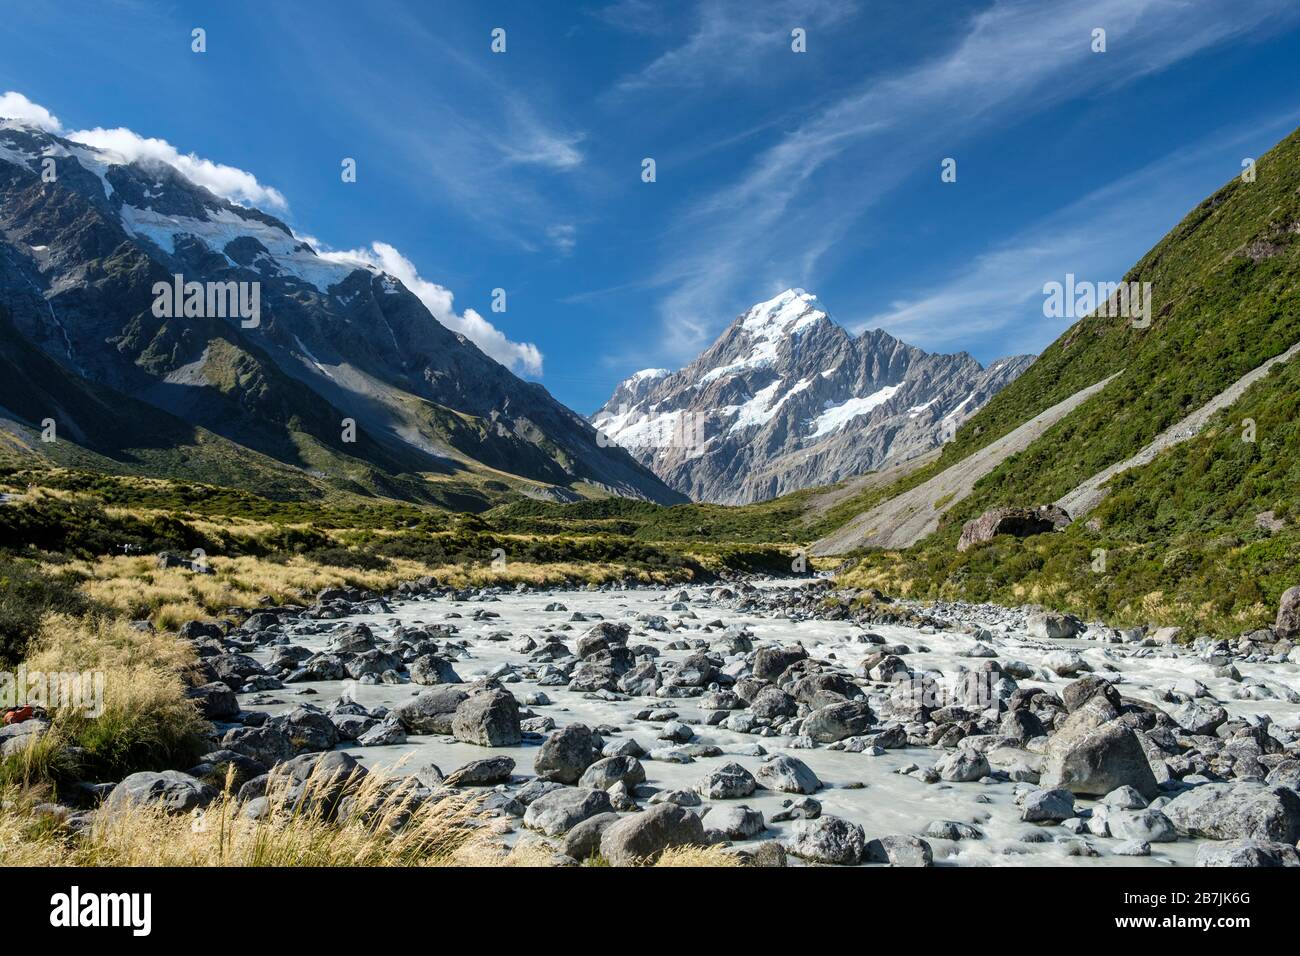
[859,108,1300,355]
[608,0,856,95]
[266,1,587,257]
[643,0,1300,364]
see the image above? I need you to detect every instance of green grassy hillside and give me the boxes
[836,125,1300,635]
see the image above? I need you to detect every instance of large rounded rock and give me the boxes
[1061,676,1121,713]
[1107,808,1178,843]
[704,804,766,840]
[697,762,757,799]
[599,803,707,865]
[1164,783,1300,843]
[220,724,293,769]
[802,699,873,743]
[408,654,462,686]
[562,811,621,860]
[523,787,614,836]
[1041,712,1159,799]
[1020,787,1075,823]
[106,771,218,813]
[865,834,933,867]
[750,686,798,719]
[186,681,239,721]
[442,756,515,787]
[755,755,822,794]
[535,724,600,784]
[451,690,521,747]
[270,706,339,753]
[325,624,376,655]
[577,622,630,658]
[1171,700,1228,736]
[784,814,866,865]
[790,672,862,705]
[935,749,990,783]
[1026,608,1083,639]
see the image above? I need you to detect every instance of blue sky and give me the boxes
[3,0,1300,413]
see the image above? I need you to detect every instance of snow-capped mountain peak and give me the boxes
[741,288,827,337]
[593,290,1034,504]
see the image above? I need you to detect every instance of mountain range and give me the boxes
[0,119,683,508]
[592,289,1034,504]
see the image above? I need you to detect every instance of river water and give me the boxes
[238,580,1300,866]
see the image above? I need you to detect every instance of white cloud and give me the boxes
[611,0,856,95]
[2,92,540,378]
[65,126,288,210]
[323,241,544,376]
[0,91,64,131]
[1,92,287,210]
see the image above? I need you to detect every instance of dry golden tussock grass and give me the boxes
[56,554,671,630]
[1,760,731,868]
[1,614,210,791]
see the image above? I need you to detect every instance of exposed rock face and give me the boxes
[593,289,1033,504]
[957,505,1071,551]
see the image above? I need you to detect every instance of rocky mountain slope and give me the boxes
[0,118,683,507]
[593,289,1033,504]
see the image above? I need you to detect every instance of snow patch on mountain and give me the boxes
[809,384,903,438]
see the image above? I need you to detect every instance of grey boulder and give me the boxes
[451,690,521,747]
[755,755,822,794]
[1164,783,1300,843]
[599,803,707,866]
[523,787,614,836]
[784,814,866,866]
[107,771,218,813]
